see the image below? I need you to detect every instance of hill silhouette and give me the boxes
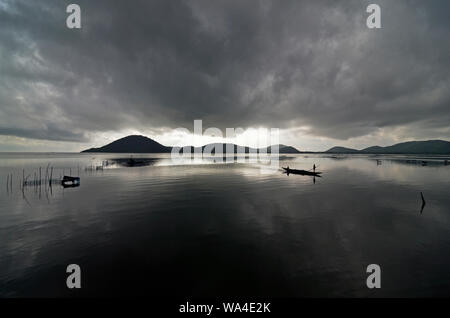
[326,146,359,153]
[81,135,302,154]
[326,140,450,154]
[82,135,171,153]
[82,136,450,155]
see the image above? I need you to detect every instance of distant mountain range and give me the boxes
[326,140,450,154]
[81,136,450,154]
[81,135,301,154]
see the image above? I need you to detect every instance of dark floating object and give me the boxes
[111,158,159,167]
[420,191,426,214]
[282,167,322,177]
[61,176,80,187]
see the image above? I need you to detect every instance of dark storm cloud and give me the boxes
[0,0,449,143]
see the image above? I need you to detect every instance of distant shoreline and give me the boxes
[80,135,450,155]
[1,151,450,156]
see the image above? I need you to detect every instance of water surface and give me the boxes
[0,153,449,297]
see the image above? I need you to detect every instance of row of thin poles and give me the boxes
[5,164,83,192]
[4,162,107,195]
[21,164,54,188]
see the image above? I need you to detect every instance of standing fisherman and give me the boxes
[313,164,316,173]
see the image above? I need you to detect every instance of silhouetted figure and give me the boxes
[313,164,316,172]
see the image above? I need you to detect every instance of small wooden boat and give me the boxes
[61,176,80,187]
[282,167,322,177]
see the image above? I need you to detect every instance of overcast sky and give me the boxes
[0,0,449,151]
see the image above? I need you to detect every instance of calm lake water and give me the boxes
[0,152,449,297]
